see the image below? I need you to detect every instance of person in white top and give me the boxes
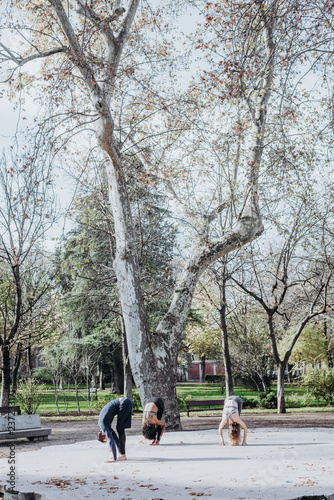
[218,395,248,446]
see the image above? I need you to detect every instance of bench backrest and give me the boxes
[0,406,21,414]
[186,400,224,407]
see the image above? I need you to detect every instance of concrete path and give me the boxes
[0,427,333,499]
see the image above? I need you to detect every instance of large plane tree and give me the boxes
[0,0,332,427]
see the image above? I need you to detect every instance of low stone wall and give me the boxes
[0,415,41,433]
[0,414,51,441]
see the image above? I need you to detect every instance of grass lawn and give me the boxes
[3,381,330,417]
[1,377,331,419]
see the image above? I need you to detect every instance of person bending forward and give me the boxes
[219,395,248,446]
[97,396,132,462]
[142,397,165,445]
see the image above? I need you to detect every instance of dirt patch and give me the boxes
[0,411,333,459]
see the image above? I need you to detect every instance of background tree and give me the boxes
[184,310,222,383]
[53,159,177,394]
[41,345,67,415]
[302,368,334,406]
[232,199,334,412]
[55,186,122,393]
[323,320,334,369]
[192,0,334,402]
[227,303,273,392]
[193,259,237,396]
[193,261,273,393]
[0,137,56,405]
[11,253,59,392]
[279,322,334,372]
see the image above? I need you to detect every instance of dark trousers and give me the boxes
[111,429,126,455]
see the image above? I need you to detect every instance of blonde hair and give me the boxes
[228,423,241,446]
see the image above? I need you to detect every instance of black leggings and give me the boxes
[147,397,164,440]
[111,428,126,455]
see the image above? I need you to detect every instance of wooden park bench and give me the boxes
[186,399,225,417]
[0,406,51,442]
[0,405,21,415]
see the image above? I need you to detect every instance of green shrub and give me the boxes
[92,392,143,412]
[205,374,224,383]
[92,393,117,412]
[285,393,312,408]
[240,377,259,391]
[131,392,142,411]
[240,375,272,392]
[177,393,187,411]
[33,367,53,384]
[302,368,334,405]
[259,391,277,409]
[16,377,44,414]
[242,397,259,409]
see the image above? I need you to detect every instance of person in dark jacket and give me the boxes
[97,397,132,462]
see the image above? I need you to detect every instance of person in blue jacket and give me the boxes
[97,396,132,462]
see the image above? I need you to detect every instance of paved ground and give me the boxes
[1,425,334,499]
[2,411,334,458]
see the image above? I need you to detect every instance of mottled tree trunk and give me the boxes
[260,374,270,392]
[200,354,206,383]
[28,343,33,376]
[121,318,133,399]
[324,321,333,368]
[219,272,234,398]
[74,379,81,413]
[99,369,105,390]
[12,342,22,395]
[276,362,286,413]
[110,348,123,395]
[0,345,11,406]
[2,264,23,405]
[52,377,60,415]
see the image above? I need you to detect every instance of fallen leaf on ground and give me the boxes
[295,479,318,487]
[189,493,211,497]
